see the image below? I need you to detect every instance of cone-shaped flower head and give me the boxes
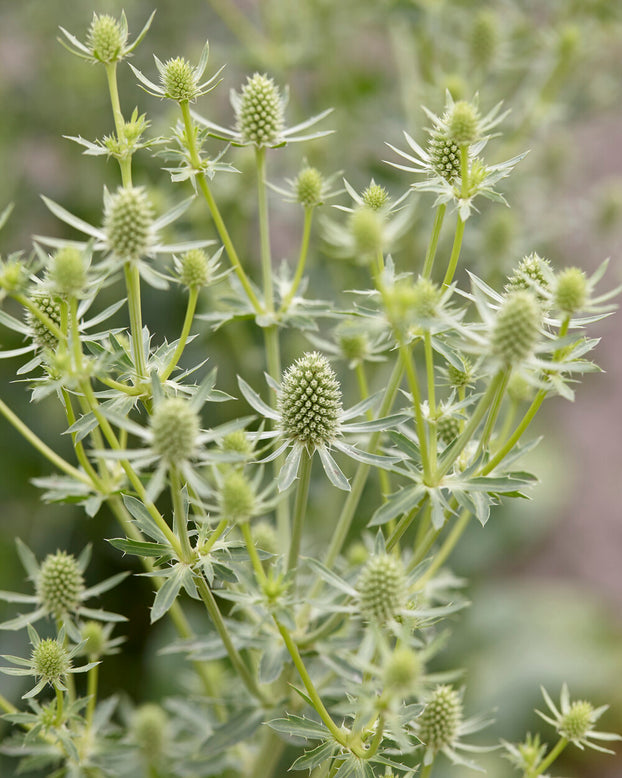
[279,352,342,450]
[179,248,210,289]
[32,638,71,687]
[428,129,462,184]
[36,551,85,618]
[505,253,551,300]
[295,166,324,208]
[470,11,498,69]
[161,57,198,102]
[555,267,587,315]
[49,247,86,297]
[219,470,255,524]
[131,703,168,757]
[437,415,461,445]
[419,685,464,753]
[104,186,154,262]
[350,206,385,258]
[362,182,390,211]
[447,100,480,146]
[491,290,541,367]
[559,700,597,742]
[151,397,200,464]
[81,621,106,657]
[235,73,284,147]
[28,294,62,350]
[384,647,422,693]
[87,13,127,63]
[357,553,407,623]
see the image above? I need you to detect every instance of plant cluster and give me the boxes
[0,9,619,778]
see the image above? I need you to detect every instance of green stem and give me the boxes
[160,287,199,381]
[0,397,91,486]
[123,262,147,381]
[255,146,273,312]
[241,521,268,586]
[195,576,268,705]
[529,737,568,778]
[363,716,384,759]
[386,498,427,553]
[436,370,506,481]
[399,339,431,482]
[414,509,471,589]
[86,661,98,728]
[280,206,314,312]
[475,369,510,457]
[250,729,286,778]
[424,330,437,474]
[179,101,262,314]
[442,214,466,288]
[420,762,434,778]
[481,389,546,476]
[105,62,132,186]
[288,450,313,575]
[14,293,66,343]
[0,693,16,715]
[422,203,446,279]
[170,467,193,563]
[55,686,64,727]
[356,361,390,499]
[201,517,228,556]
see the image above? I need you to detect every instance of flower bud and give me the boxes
[0,257,27,296]
[251,520,278,556]
[37,551,85,617]
[447,358,474,389]
[87,13,127,63]
[151,398,200,463]
[295,167,324,208]
[505,253,551,300]
[357,554,406,624]
[418,685,463,752]
[437,415,461,446]
[350,206,384,259]
[104,186,154,262]
[279,352,342,449]
[179,248,210,288]
[491,291,541,367]
[470,11,498,70]
[236,73,284,147]
[428,129,461,184]
[384,647,421,693]
[81,621,106,657]
[447,101,480,146]
[554,267,587,315]
[49,247,86,297]
[507,373,534,404]
[131,704,168,757]
[559,700,595,742]
[162,57,198,102]
[32,639,70,687]
[220,429,254,459]
[338,332,368,364]
[362,183,390,211]
[27,294,62,350]
[219,470,255,523]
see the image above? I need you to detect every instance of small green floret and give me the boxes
[179,248,210,288]
[491,291,541,366]
[219,470,255,523]
[470,11,498,69]
[295,167,324,208]
[104,186,154,261]
[49,247,86,296]
[384,647,421,692]
[428,129,461,183]
[236,73,284,147]
[279,352,342,449]
[37,551,85,617]
[32,639,70,686]
[554,267,587,314]
[81,621,106,657]
[131,703,168,756]
[437,415,461,445]
[87,13,127,63]
[357,554,406,624]
[419,685,463,753]
[28,294,62,350]
[447,101,480,145]
[162,57,198,102]
[559,700,596,742]
[151,398,200,463]
[362,183,390,211]
[350,206,384,258]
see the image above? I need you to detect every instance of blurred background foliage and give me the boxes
[1,1,622,776]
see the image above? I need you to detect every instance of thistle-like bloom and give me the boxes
[0,624,97,699]
[192,73,333,149]
[130,42,223,103]
[238,351,406,491]
[0,541,127,640]
[413,684,494,769]
[59,11,155,64]
[386,92,524,220]
[537,684,621,753]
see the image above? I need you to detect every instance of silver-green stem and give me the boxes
[123,261,147,381]
[160,286,199,381]
[280,206,314,312]
[422,203,446,279]
[287,450,313,575]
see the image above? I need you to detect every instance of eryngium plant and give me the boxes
[0,9,619,778]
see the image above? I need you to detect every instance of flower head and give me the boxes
[192,74,332,149]
[238,351,406,491]
[537,684,621,753]
[357,553,407,624]
[59,11,155,65]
